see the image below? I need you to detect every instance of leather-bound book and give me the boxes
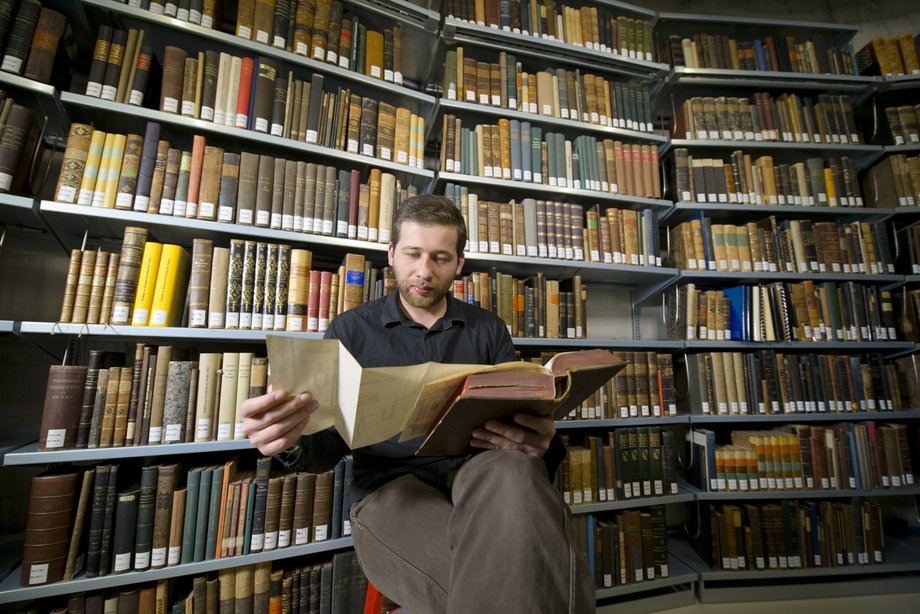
[110,225,149,324]
[54,123,94,204]
[114,133,144,210]
[111,488,139,573]
[375,101,396,162]
[86,24,113,97]
[75,350,122,448]
[97,463,119,576]
[38,365,88,451]
[23,7,66,82]
[132,122,161,212]
[196,145,223,221]
[235,151,259,226]
[84,252,108,323]
[63,468,94,581]
[99,28,127,101]
[263,475,283,551]
[160,45,188,114]
[20,470,81,586]
[199,49,220,122]
[128,45,155,107]
[252,56,277,134]
[0,103,37,194]
[188,238,214,328]
[364,29,383,79]
[311,470,334,541]
[163,360,196,443]
[83,464,111,577]
[180,55,200,118]
[1,0,41,75]
[185,134,207,218]
[110,367,133,446]
[133,465,159,571]
[304,73,324,144]
[144,138,168,213]
[358,97,378,158]
[151,462,180,569]
[207,246,230,328]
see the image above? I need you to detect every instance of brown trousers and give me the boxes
[349,450,596,614]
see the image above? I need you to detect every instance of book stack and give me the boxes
[0,1,69,82]
[443,47,652,131]
[605,351,678,420]
[697,499,884,571]
[667,216,894,275]
[442,117,661,198]
[35,345,272,450]
[445,0,655,61]
[26,551,367,612]
[445,185,661,265]
[135,0,220,29]
[572,506,669,589]
[661,32,858,76]
[856,33,920,76]
[560,427,679,505]
[234,0,404,85]
[53,123,416,240]
[863,153,920,208]
[883,105,920,145]
[682,351,904,416]
[19,455,354,586]
[672,94,862,145]
[672,149,864,208]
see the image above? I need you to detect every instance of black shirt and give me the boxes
[282,291,565,508]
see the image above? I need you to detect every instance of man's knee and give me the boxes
[454,450,552,500]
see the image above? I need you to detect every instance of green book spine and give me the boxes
[193,466,213,562]
[179,467,201,565]
[204,465,224,560]
[242,481,257,555]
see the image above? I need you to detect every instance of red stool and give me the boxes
[364,581,404,614]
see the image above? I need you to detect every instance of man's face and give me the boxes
[388,221,464,311]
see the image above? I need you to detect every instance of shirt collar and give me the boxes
[380,291,467,331]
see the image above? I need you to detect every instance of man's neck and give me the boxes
[398,295,448,329]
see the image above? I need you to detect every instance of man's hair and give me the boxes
[391,194,467,258]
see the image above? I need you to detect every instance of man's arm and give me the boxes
[276,429,351,473]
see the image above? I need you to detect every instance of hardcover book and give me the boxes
[266,337,625,453]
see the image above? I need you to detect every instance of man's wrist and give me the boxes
[276,439,304,468]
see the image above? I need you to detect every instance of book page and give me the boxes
[264,336,342,436]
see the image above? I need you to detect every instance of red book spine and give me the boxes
[235,57,255,129]
[307,270,321,332]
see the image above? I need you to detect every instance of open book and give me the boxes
[266,336,626,455]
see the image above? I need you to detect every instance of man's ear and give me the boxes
[388,243,395,266]
[455,255,465,276]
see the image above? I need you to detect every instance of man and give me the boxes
[240,194,595,613]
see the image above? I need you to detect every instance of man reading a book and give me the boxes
[240,195,595,613]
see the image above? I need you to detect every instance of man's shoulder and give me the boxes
[334,295,389,327]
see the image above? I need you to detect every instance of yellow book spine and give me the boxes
[77,130,107,206]
[131,242,164,325]
[101,133,127,209]
[149,244,191,327]
[823,167,837,206]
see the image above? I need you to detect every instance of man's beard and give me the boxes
[396,275,454,310]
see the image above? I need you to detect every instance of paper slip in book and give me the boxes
[266,336,626,454]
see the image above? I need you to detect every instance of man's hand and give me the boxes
[469,413,556,458]
[239,389,318,457]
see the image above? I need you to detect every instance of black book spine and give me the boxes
[111,489,139,573]
[133,122,162,212]
[97,465,119,576]
[84,465,111,577]
[133,465,159,571]
[75,350,105,448]
[0,0,41,75]
[128,45,155,107]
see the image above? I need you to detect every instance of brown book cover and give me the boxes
[293,472,316,545]
[150,463,180,569]
[54,123,94,204]
[311,470,334,541]
[180,55,200,118]
[38,366,88,451]
[376,101,396,161]
[196,145,223,221]
[109,225,148,325]
[21,470,81,586]
[1,0,42,75]
[252,56,278,134]
[22,7,66,83]
[263,475,283,550]
[188,238,214,328]
[364,29,384,79]
[160,45,188,113]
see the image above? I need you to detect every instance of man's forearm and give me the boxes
[275,428,349,473]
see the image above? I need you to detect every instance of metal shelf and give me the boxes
[81,0,437,107]
[0,194,39,227]
[0,321,14,334]
[882,143,920,154]
[37,200,392,258]
[682,340,915,352]
[514,338,684,350]
[463,251,676,286]
[17,321,323,343]
[684,482,920,501]
[666,66,877,92]
[557,415,689,430]
[595,555,697,603]
[667,139,882,155]
[437,172,673,211]
[0,72,56,98]
[655,12,859,36]
[676,270,903,285]
[437,99,667,144]
[59,92,434,183]
[1,439,257,466]
[688,410,920,424]
[662,202,891,223]
[442,17,668,80]
[875,73,920,93]
[0,537,354,604]
[570,488,694,515]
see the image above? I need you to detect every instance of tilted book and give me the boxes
[266,337,626,453]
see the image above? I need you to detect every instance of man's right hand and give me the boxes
[239,389,318,457]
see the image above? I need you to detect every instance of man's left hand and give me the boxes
[470,413,556,458]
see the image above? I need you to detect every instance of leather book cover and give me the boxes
[38,365,88,451]
[1,0,41,75]
[311,471,333,542]
[22,7,66,83]
[188,238,214,328]
[150,462,180,569]
[86,24,112,96]
[180,56,200,118]
[304,73,324,145]
[293,472,316,545]
[21,470,81,586]
[358,96,378,158]
[111,488,139,573]
[159,45,188,113]
[206,247,230,329]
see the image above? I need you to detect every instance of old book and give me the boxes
[263,475,283,550]
[149,243,191,328]
[1,0,41,75]
[160,45,188,113]
[207,246,230,328]
[38,365,88,451]
[150,463,180,569]
[193,352,221,442]
[267,339,625,452]
[20,470,81,586]
[376,101,396,161]
[22,7,66,83]
[110,226,150,325]
[162,360,196,444]
[85,24,112,97]
[111,488,139,574]
[62,467,93,581]
[188,238,213,328]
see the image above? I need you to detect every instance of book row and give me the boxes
[148,45,425,166]
[55,124,418,241]
[682,351,906,417]
[0,0,68,82]
[37,347,269,450]
[25,552,367,614]
[660,32,858,76]
[444,0,655,61]
[20,455,353,586]
[443,46,652,132]
[83,25,155,107]
[444,184,662,266]
[666,282,898,344]
[858,33,920,76]
[558,428,679,505]
[896,226,920,277]
[673,93,862,145]
[573,506,668,589]
[667,217,894,275]
[441,116,662,198]
[672,149,864,208]
[687,422,915,493]
[233,0,406,85]
[883,104,920,146]
[697,499,885,572]
[0,90,40,195]
[863,153,920,208]
[128,0,219,29]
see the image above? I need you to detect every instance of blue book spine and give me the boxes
[753,39,766,71]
